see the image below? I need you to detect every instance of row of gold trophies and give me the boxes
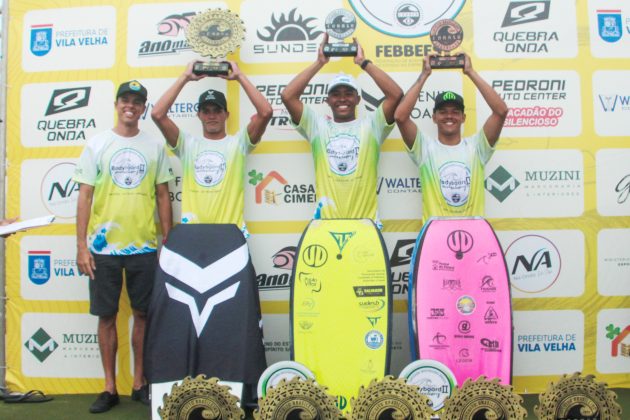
[157,372,623,419]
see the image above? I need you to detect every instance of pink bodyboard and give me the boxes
[412,217,512,385]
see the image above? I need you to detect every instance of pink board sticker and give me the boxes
[412,217,512,385]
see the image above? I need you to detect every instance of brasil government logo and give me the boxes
[30,24,53,56]
[28,250,51,285]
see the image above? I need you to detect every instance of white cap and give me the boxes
[327,72,359,93]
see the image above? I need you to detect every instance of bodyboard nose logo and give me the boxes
[447,230,473,259]
[302,244,328,267]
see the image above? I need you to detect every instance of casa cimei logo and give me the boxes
[25,328,58,362]
[249,169,316,205]
[255,8,323,54]
[486,165,520,202]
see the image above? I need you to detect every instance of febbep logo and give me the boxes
[241,1,330,63]
[484,150,584,218]
[348,1,464,37]
[473,0,577,58]
[23,7,115,71]
[505,235,561,293]
[21,81,114,148]
[109,149,147,189]
[481,71,581,137]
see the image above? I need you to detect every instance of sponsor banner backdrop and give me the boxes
[4,0,629,395]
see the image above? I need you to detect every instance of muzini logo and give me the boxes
[159,243,248,337]
[24,328,58,362]
[485,165,520,202]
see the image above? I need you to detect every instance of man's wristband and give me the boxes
[360,59,372,70]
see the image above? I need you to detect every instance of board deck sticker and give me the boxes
[410,217,513,385]
[291,219,392,412]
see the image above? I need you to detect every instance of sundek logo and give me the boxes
[485,165,520,202]
[24,328,58,362]
[249,169,315,205]
[254,8,323,55]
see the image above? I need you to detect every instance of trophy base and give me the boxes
[193,61,231,76]
[323,43,358,57]
[429,53,465,69]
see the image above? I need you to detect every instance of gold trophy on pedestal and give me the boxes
[186,9,245,76]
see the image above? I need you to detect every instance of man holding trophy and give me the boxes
[281,14,402,222]
[144,8,271,412]
[394,20,508,222]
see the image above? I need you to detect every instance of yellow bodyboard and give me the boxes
[291,219,391,412]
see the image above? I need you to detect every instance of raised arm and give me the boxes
[151,61,207,147]
[222,61,272,145]
[354,39,402,124]
[280,34,330,125]
[395,56,432,149]
[463,54,508,147]
[76,183,96,280]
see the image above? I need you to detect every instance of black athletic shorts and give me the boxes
[89,252,157,317]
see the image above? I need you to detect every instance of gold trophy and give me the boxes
[186,9,245,76]
[429,19,465,69]
[323,9,358,57]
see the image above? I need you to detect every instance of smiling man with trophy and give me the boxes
[145,8,273,413]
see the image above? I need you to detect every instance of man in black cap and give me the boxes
[394,54,508,222]
[74,80,174,413]
[151,60,272,230]
[149,61,271,409]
